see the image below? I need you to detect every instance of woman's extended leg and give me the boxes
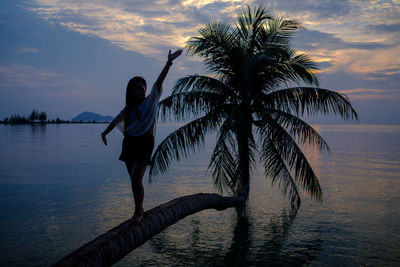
[124,161,133,176]
[125,161,147,223]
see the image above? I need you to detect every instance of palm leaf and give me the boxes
[149,112,220,179]
[258,115,322,202]
[260,136,301,210]
[274,48,320,86]
[158,91,225,122]
[241,47,319,93]
[186,22,243,75]
[235,5,272,53]
[264,87,359,120]
[186,21,232,57]
[207,119,238,194]
[256,108,330,151]
[171,75,235,97]
[257,17,301,50]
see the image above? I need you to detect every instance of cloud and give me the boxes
[338,88,400,100]
[293,28,400,75]
[23,0,400,78]
[368,23,400,33]
[269,0,352,21]
[27,0,252,58]
[0,64,61,88]
[0,64,93,96]
[18,47,40,54]
[320,47,400,75]
[269,0,400,31]
[294,29,390,51]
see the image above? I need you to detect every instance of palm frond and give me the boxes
[258,115,322,202]
[156,75,239,122]
[275,48,320,86]
[207,118,238,194]
[256,108,330,151]
[149,113,220,179]
[239,48,319,94]
[158,91,225,122]
[264,87,359,120]
[247,131,258,170]
[186,21,232,57]
[260,136,301,210]
[257,17,301,50]
[235,5,251,42]
[235,5,272,53]
[186,22,243,75]
[172,75,235,97]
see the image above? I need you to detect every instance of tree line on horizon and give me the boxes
[1,109,104,124]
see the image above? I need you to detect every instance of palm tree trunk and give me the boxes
[52,193,245,267]
[236,109,252,200]
[237,136,250,200]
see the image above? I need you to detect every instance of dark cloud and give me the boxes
[293,29,390,51]
[367,23,400,33]
[315,61,334,69]
[364,72,400,90]
[181,6,211,25]
[270,0,352,20]
[319,71,400,93]
[140,24,167,35]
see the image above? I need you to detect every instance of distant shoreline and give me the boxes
[0,121,110,125]
[2,110,113,125]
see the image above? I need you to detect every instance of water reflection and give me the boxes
[1,124,399,266]
[30,123,47,135]
[5,123,48,139]
[221,207,251,266]
[256,211,322,265]
[145,207,322,266]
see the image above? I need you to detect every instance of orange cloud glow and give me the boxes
[338,88,399,100]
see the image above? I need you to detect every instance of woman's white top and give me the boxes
[111,83,161,136]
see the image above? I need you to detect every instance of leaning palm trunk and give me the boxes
[52,193,245,267]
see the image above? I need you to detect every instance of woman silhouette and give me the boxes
[101,49,183,223]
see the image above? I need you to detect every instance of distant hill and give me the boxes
[71,112,113,122]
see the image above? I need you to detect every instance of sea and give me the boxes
[0,123,399,266]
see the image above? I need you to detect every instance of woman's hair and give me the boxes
[124,76,147,131]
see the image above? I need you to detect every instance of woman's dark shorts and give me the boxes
[119,133,155,165]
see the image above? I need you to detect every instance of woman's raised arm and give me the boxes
[155,49,183,93]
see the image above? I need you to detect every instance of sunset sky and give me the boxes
[1,0,399,123]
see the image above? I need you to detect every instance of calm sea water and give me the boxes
[0,123,399,266]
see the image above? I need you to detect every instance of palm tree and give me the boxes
[150,5,358,210]
[53,6,358,266]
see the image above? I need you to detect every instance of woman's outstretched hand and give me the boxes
[155,49,183,90]
[168,49,183,62]
[101,132,108,145]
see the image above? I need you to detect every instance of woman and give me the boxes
[101,49,183,223]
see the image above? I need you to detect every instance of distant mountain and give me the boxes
[71,112,113,122]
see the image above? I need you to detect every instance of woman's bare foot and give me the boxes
[132,209,144,224]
